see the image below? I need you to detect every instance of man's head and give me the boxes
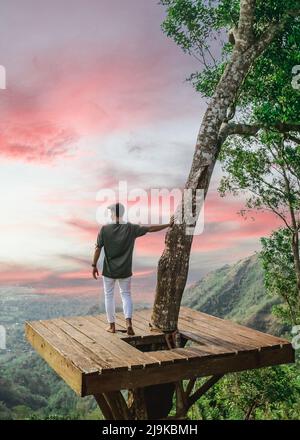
[107,202,125,222]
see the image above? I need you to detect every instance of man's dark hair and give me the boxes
[108,202,125,218]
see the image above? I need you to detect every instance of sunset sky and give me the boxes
[0,0,282,305]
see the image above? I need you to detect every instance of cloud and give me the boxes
[66,218,99,238]
[0,37,200,164]
[0,121,78,162]
[0,261,155,301]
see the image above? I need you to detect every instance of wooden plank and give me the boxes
[79,316,190,367]
[136,307,276,350]
[178,315,272,351]
[135,309,239,353]
[126,319,153,336]
[91,313,149,340]
[91,313,127,331]
[178,313,279,353]
[179,306,288,345]
[180,306,286,343]
[26,321,99,373]
[181,345,237,360]
[178,326,243,353]
[135,309,151,320]
[182,340,234,356]
[179,312,275,349]
[130,312,154,332]
[172,344,237,361]
[87,314,166,345]
[25,321,85,395]
[65,315,160,369]
[41,320,114,372]
[83,316,186,368]
[136,309,290,363]
[84,342,295,395]
[65,316,149,369]
[148,349,190,365]
[46,319,128,371]
[84,315,147,351]
[87,317,164,368]
[136,309,247,352]
[135,309,154,328]
[114,312,153,337]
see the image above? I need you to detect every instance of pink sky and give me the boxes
[0,0,282,305]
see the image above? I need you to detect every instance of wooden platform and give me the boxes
[25,306,295,397]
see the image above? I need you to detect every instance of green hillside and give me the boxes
[182,254,285,335]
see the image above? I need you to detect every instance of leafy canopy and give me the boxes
[160,0,300,124]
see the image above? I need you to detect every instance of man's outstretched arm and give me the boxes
[147,215,174,232]
[92,245,101,279]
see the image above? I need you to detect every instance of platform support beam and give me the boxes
[94,393,114,420]
[128,388,148,420]
[159,374,224,420]
[94,391,130,420]
[94,375,224,420]
[187,374,223,408]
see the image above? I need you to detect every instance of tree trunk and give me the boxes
[244,400,258,420]
[151,1,283,332]
[151,55,258,332]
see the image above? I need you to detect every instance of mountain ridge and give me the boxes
[182,253,285,335]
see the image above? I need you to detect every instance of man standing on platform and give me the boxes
[92,202,173,335]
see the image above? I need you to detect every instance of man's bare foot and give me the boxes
[126,318,135,335]
[127,326,135,335]
[106,323,116,333]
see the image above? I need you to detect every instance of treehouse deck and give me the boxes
[25,306,295,397]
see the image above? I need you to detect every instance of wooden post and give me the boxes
[128,388,148,420]
[187,375,224,408]
[94,390,130,420]
[94,393,114,420]
[175,381,188,416]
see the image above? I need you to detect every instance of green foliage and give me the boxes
[241,27,300,124]
[183,255,300,420]
[160,0,300,126]
[160,0,238,53]
[260,228,300,324]
[190,364,300,420]
[219,130,300,325]
[0,402,12,420]
[219,133,300,217]
[160,0,237,96]
[0,290,104,420]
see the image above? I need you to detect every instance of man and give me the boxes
[92,202,173,335]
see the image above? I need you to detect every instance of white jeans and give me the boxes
[102,276,133,323]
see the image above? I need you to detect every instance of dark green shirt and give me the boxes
[96,222,150,279]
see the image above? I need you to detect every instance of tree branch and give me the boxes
[218,122,300,145]
[236,0,256,50]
